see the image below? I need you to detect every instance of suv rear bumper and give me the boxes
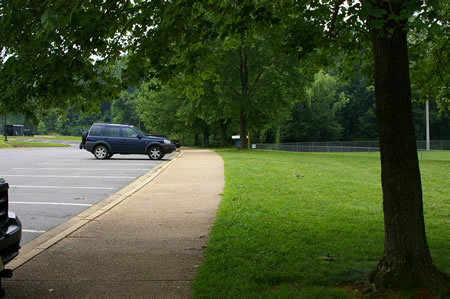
[0,212,21,265]
[163,144,176,154]
[84,141,95,153]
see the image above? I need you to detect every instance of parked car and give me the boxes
[172,140,181,148]
[80,123,176,160]
[148,133,180,149]
[0,178,22,296]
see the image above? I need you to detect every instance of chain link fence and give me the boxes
[253,140,450,153]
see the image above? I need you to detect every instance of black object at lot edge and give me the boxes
[0,178,22,297]
[80,130,88,149]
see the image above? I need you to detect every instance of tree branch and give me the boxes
[248,62,264,96]
[433,36,449,82]
[232,88,241,96]
[231,63,240,74]
[327,0,344,38]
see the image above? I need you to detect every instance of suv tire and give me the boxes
[148,146,163,160]
[93,145,109,160]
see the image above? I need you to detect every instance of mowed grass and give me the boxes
[192,150,450,298]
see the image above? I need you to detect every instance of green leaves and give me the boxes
[359,1,387,20]
[2,0,448,137]
[1,0,134,119]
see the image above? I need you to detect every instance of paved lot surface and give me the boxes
[0,145,174,244]
[4,149,224,298]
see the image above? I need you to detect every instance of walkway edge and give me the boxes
[8,151,184,270]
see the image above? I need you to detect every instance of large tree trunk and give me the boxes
[368,2,449,293]
[194,134,199,146]
[239,109,247,149]
[201,126,210,148]
[220,119,228,147]
[239,42,249,149]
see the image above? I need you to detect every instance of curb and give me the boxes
[8,150,184,270]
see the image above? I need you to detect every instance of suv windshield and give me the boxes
[132,127,146,137]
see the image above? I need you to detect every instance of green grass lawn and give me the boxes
[192,150,450,298]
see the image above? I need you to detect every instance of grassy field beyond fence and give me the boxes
[192,150,449,298]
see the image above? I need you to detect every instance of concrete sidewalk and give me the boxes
[4,149,224,298]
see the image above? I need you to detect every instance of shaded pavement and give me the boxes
[4,149,224,298]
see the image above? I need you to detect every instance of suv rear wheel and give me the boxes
[148,146,163,160]
[93,145,109,159]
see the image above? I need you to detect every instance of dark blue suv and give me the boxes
[81,123,176,160]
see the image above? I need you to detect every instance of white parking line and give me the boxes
[1,174,136,179]
[13,168,150,171]
[22,229,46,234]
[37,163,158,166]
[10,201,93,207]
[10,185,115,190]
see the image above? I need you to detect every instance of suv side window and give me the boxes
[122,127,139,138]
[89,125,103,136]
[104,126,121,137]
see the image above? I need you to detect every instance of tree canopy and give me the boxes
[1,0,449,294]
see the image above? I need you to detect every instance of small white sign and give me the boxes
[252,144,256,149]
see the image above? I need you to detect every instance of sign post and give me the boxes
[426,101,430,151]
[3,116,6,142]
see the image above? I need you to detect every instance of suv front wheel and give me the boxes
[93,145,109,160]
[148,146,163,160]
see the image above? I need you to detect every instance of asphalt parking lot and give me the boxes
[0,144,174,244]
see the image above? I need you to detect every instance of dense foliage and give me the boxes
[2,1,448,145]
[3,68,448,145]
[1,0,449,293]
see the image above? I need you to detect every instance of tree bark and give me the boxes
[368,1,449,294]
[201,126,210,148]
[239,109,247,149]
[220,119,228,147]
[239,42,249,149]
[194,134,199,146]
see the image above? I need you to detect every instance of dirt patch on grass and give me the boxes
[338,281,368,298]
[338,281,439,298]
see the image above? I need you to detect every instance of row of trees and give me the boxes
[5,67,448,146]
[1,0,449,294]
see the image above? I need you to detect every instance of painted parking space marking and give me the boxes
[37,162,159,166]
[10,201,93,207]
[10,185,115,190]
[1,149,173,245]
[22,229,46,234]
[1,174,136,179]
[13,167,150,171]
